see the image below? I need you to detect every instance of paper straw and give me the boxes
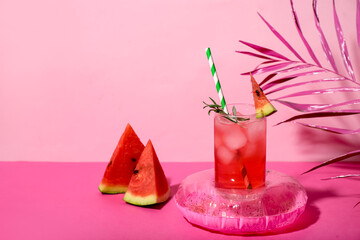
[205,47,252,189]
[205,48,229,114]
[241,166,253,189]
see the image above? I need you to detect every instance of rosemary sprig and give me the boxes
[202,97,225,115]
[203,97,249,123]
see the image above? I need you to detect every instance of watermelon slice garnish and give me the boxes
[250,74,277,118]
[99,123,145,194]
[124,140,170,206]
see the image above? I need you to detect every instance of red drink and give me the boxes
[214,104,266,189]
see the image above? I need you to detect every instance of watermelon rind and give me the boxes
[255,102,277,118]
[98,184,127,194]
[250,74,277,118]
[124,189,170,206]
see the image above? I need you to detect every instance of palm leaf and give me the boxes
[297,123,360,134]
[238,40,290,60]
[274,99,360,112]
[237,0,360,184]
[357,0,360,47]
[275,110,360,126]
[261,76,298,91]
[322,174,360,180]
[276,87,360,100]
[291,0,322,66]
[303,150,360,174]
[313,0,339,72]
[333,0,356,81]
[265,77,347,95]
[253,60,281,71]
[241,62,295,75]
[258,12,306,62]
[275,69,327,79]
[276,64,313,73]
[259,73,277,86]
[235,51,274,60]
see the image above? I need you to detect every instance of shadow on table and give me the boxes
[186,187,339,236]
[324,161,360,171]
[256,187,338,235]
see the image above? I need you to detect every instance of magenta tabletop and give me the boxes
[0,161,359,240]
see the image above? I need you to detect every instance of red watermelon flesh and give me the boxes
[99,123,145,194]
[123,140,170,205]
[250,74,277,118]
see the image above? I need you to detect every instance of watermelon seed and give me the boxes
[255,90,260,97]
[134,169,139,174]
[131,158,136,162]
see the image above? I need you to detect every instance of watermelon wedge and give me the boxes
[99,123,145,194]
[124,140,170,206]
[250,74,277,118]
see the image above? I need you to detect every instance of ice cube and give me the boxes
[242,120,266,158]
[246,119,266,142]
[214,129,224,149]
[215,146,234,165]
[243,138,266,160]
[222,126,247,150]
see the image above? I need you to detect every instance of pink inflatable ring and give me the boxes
[175,169,307,234]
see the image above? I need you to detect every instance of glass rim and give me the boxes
[216,103,256,116]
[214,103,264,124]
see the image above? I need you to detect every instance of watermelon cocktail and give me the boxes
[214,104,266,189]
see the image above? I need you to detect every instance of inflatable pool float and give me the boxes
[175,169,307,234]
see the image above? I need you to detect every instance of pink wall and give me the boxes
[1,0,359,162]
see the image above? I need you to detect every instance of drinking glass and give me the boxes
[214,103,266,189]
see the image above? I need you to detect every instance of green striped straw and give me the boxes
[205,48,229,114]
[205,47,252,189]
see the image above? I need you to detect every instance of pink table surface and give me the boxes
[1,161,359,240]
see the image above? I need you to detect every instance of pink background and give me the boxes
[1,0,359,163]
